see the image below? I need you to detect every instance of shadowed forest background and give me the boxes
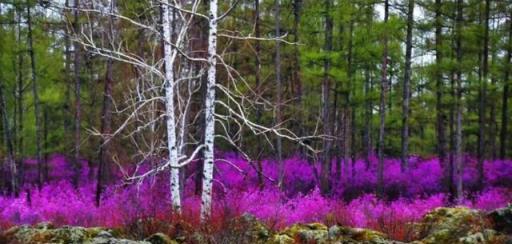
[0,0,512,242]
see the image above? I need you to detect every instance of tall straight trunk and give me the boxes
[401,0,414,172]
[27,2,43,189]
[292,0,303,147]
[72,0,82,187]
[254,0,264,189]
[0,79,17,196]
[363,3,374,169]
[346,18,355,179]
[434,0,450,194]
[455,0,464,203]
[275,0,284,188]
[333,92,342,181]
[16,9,24,187]
[320,0,333,195]
[500,12,512,159]
[488,5,497,161]
[377,0,389,197]
[43,106,49,182]
[96,0,116,207]
[161,0,182,214]
[200,0,218,223]
[477,0,490,188]
[64,0,72,153]
[363,66,372,169]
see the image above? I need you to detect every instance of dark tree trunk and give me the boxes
[320,0,333,195]
[254,0,264,189]
[95,0,116,207]
[27,2,43,190]
[401,0,414,172]
[43,106,49,182]
[434,0,451,195]
[455,0,464,203]
[500,11,512,159]
[73,0,82,188]
[377,0,389,197]
[363,3,374,170]
[64,0,72,155]
[16,9,24,188]
[488,11,497,161]
[363,66,372,169]
[477,0,490,189]
[0,78,17,196]
[275,0,284,189]
[347,18,355,179]
[292,0,304,151]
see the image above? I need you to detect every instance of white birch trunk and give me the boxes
[162,0,181,214]
[200,0,218,223]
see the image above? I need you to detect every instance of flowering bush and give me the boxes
[0,153,511,241]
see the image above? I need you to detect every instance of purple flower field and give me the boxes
[1,153,510,240]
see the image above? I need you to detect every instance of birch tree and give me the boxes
[200,0,218,223]
[55,0,318,221]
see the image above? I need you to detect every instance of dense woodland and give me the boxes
[0,0,511,228]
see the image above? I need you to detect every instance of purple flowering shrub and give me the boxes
[0,153,511,240]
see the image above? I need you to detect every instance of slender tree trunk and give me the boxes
[64,0,72,156]
[363,66,372,169]
[161,0,182,214]
[292,0,303,150]
[275,0,284,189]
[488,9,497,161]
[0,79,17,196]
[377,0,389,197]
[200,0,218,224]
[27,2,43,190]
[95,0,116,207]
[500,11,512,159]
[254,0,264,189]
[401,0,414,172]
[455,0,464,203]
[72,0,82,188]
[347,17,355,179]
[434,0,450,195]
[320,0,333,195]
[16,9,24,188]
[43,106,49,182]
[477,0,490,189]
[363,2,374,170]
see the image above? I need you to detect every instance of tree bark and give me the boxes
[292,0,303,149]
[500,11,512,159]
[72,0,82,188]
[434,0,451,195]
[16,8,24,188]
[275,0,284,189]
[96,0,116,207]
[377,0,389,197]
[455,0,464,203]
[200,0,218,223]
[254,0,264,189]
[161,0,182,214]
[320,0,333,195]
[363,3,374,169]
[477,0,490,189]
[401,0,414,172]
[27,1,43,189]
[363,66,372,169]
[0,77,17,196]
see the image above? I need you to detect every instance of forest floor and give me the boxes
[0,153,511,242]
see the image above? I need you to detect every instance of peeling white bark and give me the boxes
[162,0,181,214]
[200,0,218,223]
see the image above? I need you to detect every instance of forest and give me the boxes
[0,0,512,243]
